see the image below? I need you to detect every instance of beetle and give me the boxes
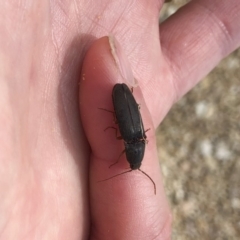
[99,83,156,194]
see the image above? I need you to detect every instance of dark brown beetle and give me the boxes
[99,83,156,194]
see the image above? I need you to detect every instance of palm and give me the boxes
[1,1,166,239]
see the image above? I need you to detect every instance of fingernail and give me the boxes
[108,35,138,87]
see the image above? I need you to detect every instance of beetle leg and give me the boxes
[98,107,115,114]
[99,108,118,124]
[144,128,150,133]
[104,126,122,140]
[109,160,118,168]
[109,149,125,168]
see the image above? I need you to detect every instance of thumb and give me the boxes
[80,36,171,240]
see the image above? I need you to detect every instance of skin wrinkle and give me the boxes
[50,22,60,59]
[166,57,179,103]
[109,13,124,34]
[72,0,80,15]
[109,3,129,33]
[136,192,165,238]
[87,15,108,34]
[161,37,194,89]
[110,205,160,240]
[194,1,233,57]
[161,47,180,103]
[93,0,110,27]
[148,213,171,240]
[49,2,69,53]
[36,56,55,148]
[82,2,113,34]
[49,2,86,156]
[71,5,83,31]
[131,39,159,85]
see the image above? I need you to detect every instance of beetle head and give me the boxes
[125,141,145,170]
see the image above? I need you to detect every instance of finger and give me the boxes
[80,36,171,240]
[160,0,240,101]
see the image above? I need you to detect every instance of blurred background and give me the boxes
[158,1,240,239]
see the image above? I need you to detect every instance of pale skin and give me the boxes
[1,0,240,239]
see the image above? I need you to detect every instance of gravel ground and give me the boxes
[158,1,240,239]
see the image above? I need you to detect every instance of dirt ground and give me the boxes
[158,1,240,239]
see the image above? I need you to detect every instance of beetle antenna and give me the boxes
[138,169,156,195]
[98,169,156,194]
[98,169,132,182]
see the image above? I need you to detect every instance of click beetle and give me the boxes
[99,83,156,194]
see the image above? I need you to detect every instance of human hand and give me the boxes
[1,0,240,239]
